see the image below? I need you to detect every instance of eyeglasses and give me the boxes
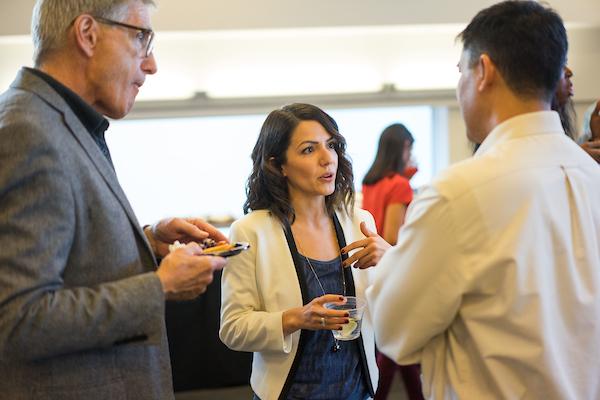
[94,16,155,58]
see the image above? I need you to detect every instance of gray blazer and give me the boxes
[0,68,174,399]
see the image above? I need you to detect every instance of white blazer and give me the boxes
[220,208,379,400]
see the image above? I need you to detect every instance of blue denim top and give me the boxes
[285,256,369,400]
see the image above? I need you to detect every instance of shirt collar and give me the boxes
[476,111,563,156]
[25,67,109,137]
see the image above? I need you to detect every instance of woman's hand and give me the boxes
[282,294,349,336]
[341,222,391,269]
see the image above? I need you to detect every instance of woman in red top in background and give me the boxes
[361,123,423,400]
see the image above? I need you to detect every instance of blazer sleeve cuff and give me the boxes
[266,310,293,354]
[278,311,293,353]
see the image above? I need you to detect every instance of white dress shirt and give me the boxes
[367,111,600,399]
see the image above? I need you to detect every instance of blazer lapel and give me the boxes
[64,112,155,254]
[12,69,156,261]
[332,212,356,296]
[333,209,375,396]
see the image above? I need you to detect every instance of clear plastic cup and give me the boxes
[324,296,366,341]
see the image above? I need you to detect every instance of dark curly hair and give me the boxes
[243,103,354,223]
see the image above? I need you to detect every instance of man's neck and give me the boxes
[494,99,550,126]
[38,58,94,109]
[480,91,551,143]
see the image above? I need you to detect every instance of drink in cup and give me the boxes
[324,296,366,341]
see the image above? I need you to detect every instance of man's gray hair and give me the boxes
[31,0,156,66]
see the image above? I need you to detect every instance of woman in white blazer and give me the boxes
[220,103,390,400]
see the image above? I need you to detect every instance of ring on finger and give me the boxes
[320,317,326,327]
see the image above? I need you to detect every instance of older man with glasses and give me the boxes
[0,1,227,399]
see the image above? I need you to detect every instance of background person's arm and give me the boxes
[382,203,407,245]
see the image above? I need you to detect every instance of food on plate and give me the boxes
[168,239,250,257]
[168,238,223,253]
[200,238,218,249]
[168,240,186,252]
[202,243,236,254]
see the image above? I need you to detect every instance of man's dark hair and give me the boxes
[458,0,568,102]
[244,103,354,223]
[363,123,414,185]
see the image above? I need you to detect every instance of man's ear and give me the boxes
[477,53,496,92]
[71,14,98,58]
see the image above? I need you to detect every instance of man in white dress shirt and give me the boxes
[367,1,600,399]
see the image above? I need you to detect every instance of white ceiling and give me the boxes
[2,0,600,36]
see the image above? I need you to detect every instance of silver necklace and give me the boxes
[302,252,346,352]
